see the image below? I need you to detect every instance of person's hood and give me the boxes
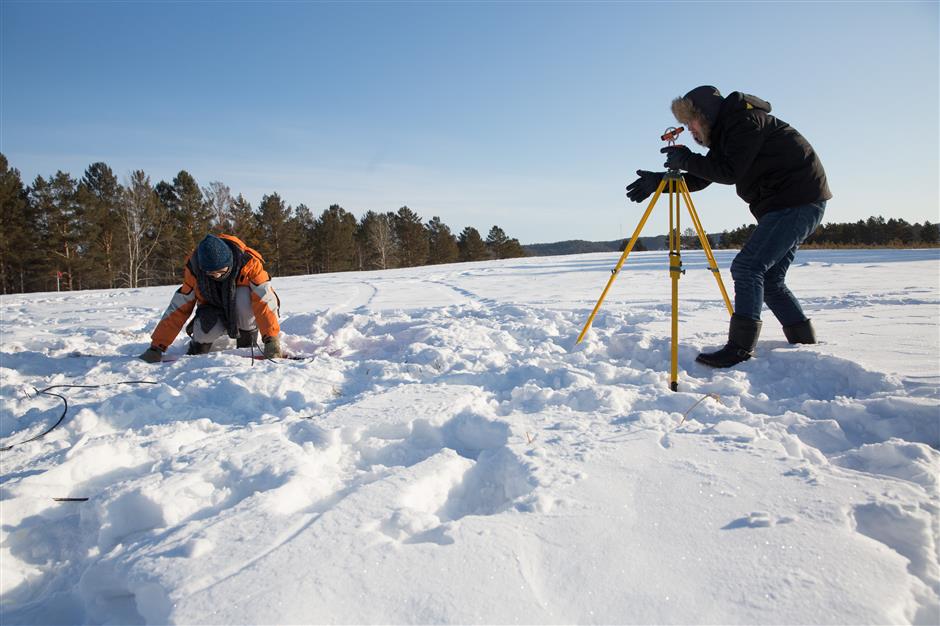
[672,87,772,129]
[671,85,724,127]
[720,91,772,117]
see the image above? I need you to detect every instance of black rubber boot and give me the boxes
[782,319,816,344]
[696,315,762,368]
[187,340,212,355]
[236,329,258,348]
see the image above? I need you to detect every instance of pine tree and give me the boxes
[485,225,527,259]
[920,221,939,244]
[292,203,316,274]
[77,162,123,289]
[722,224,756,247]
[231,194,262,246]
[28,175,54,289]
[256,193,298,277]
[866,216,887,245]
[153,181,179,281]
[312,204,357,273]
[457,226,487,261]
[426,216,459,265]
[170,171,213,260]
[30,172,82,290]
[0,154,37,293]
[393,206,429,267]
[500,237,527,259]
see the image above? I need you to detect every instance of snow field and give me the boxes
[1,249,938,624]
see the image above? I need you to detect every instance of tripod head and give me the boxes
[661,126,685,175]
[661,126,684,145]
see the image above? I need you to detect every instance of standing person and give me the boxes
[139,234,282,362]
[626,86,831,368]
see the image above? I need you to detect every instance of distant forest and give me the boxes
[0,155,527,294]
[2,153,936,295]
[658,217,938,252]
[721,218,939,249]
[526,215,939,257]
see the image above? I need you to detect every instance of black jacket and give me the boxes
[684,92,831,220]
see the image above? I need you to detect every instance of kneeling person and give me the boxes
[140,234,281,363]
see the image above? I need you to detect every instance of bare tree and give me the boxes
[359,211,396,270]
[120,170,170,287]
[204,181,234,232]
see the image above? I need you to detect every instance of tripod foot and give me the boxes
[670,381,678,392]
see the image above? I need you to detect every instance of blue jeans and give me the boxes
[730,201,826,325]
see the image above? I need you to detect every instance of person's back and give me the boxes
[696,91,831,219]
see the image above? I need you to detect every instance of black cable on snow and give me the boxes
[0,381,158,452]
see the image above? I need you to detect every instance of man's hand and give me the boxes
[263,335,282,359]
[625,170,664,203]
[140,347,163,363]
[661,145,692,170]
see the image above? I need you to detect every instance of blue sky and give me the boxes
[2,1,937,243]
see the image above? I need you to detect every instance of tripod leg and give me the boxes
[670,178,681,391]
[678,180,734,316]
[576,178,667,343]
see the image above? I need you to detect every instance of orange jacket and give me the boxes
[150,235,280,351]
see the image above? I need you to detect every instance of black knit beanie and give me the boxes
[197,235,233,272]
[683,86,723,126]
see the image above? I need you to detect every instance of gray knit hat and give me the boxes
[196,235,233,272]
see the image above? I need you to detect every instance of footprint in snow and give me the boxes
[722,511,797,530]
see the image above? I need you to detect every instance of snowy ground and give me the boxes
[1,248,938,625]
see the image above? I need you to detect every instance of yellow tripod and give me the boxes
[577,131,734,391]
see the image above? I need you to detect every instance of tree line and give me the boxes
[0,155,527,294]
[720,216,939,249]
[619,217,939,253]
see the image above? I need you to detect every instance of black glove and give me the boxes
[625,170,665,203]
[140,347,163,363]
[661,145,692,170]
